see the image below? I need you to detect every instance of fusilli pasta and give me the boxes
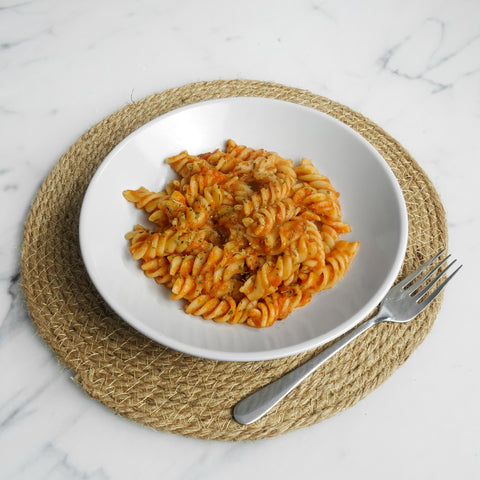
[123,140,359,328]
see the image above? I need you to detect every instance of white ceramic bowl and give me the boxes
[79,97,408,361]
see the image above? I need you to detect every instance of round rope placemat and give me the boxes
[21,80,447,441]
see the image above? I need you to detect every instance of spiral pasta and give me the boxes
[123,140,359,327]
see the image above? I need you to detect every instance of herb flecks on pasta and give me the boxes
[123,140,359,328]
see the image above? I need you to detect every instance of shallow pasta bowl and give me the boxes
[79,97,408,362]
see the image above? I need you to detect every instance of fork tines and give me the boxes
[401,249,462,304]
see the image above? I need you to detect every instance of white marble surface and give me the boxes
[1,0,479,478]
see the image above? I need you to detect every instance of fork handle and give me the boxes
[233,314,386,425]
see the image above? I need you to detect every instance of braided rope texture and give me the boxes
[20,80,447,440]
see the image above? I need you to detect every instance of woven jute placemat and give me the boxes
[21,80,447,441]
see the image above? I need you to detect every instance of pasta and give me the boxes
[123,140,359,328]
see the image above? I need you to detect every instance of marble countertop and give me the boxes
[1,0,479,478]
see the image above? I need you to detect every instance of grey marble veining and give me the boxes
[1,0,479,479]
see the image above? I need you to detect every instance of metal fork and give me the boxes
[233,250,461,425]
